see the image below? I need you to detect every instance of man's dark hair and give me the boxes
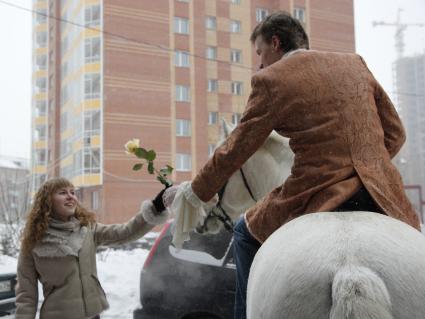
[250,11,309,52]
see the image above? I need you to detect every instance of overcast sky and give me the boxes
[0,0,424,160]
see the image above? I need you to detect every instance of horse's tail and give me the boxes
[329,265,393,319]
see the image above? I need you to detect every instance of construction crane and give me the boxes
[372,8,425,59]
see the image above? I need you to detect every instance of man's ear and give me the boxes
[271,35,281,52]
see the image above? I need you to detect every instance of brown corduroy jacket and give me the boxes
[191,50,420,243]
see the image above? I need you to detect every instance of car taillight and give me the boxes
[143,222,171,269]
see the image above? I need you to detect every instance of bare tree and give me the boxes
[0,169,30,257]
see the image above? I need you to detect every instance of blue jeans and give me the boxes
[233,216,261,319]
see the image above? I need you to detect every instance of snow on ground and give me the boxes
[97,248,149,318]
[0,247,149,318]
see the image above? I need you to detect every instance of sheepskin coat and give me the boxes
[15,201,165,319]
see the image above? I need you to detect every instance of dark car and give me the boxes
[133,221,236,319]
[0,273,17,317]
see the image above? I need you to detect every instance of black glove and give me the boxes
[152,186,170,214]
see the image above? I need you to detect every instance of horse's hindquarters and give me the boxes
[246,211,425,319]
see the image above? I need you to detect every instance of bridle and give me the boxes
[201,166,257,233]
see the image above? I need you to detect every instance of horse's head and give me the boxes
[196,120,294,234]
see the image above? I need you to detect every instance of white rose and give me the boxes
[124,138,140,155]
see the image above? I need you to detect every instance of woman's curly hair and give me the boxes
[21,177,96,254]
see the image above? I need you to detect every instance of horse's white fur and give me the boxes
[202,121,293,233]
[247,212,425,319]
[207,121,425,318]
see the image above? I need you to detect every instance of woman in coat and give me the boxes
[15,177,174,319]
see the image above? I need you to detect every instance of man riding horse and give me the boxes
[169,11,421,319]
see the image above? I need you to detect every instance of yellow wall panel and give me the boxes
[61,128,74,140]
[73,140,83,151]
[34,140,47,149]
[84,99,101,110]
[84,174,101,186]
[34,116,47,125]
[61,155,73,167]
[206,30,217,46]
[34,165,47,174]
[206,61,218,78]
[35,92,47,100]
[207,94,218,109]
[35,47,47,55]
[72,175,84,187]
[35,24,48,32]
[84,63,101,73]
[34,2,47,9]
[85,29,101,38]
[205,0,216,15]
[34,70,47,78]
[90,135,101,147]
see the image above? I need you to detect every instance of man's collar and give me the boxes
[282,48,308,59]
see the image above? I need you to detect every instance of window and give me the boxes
[61,62,68,80]
[85,4,101,27]
[36,54,47,70]
[232,113,242,125]
[73,150,83,174]
[208,111,218,125]
[36,8,47,24]
[35,149,47,165]
[175,50,190,67]
[61,36,68,53]
[33,174,47,190]
[230,49,242,63]
[84,110,100,146]
[84,37,101,63]
[230,0,241,4]
[84,110,101,134]
[61,85,69,105]
[176,153,192,171]
[35,100,47,116]
[175,85,190,102]
[174,17,189,34]
[208,144,215,157]
[36,31,47,47]
[206,46,217,60]
[60,112,68,132]
[35,125,46,140]
[36,77,47,93]
[256,8,269,22]
[230,20,241,33]
[60,140,72,157]
[205,16,216,30]
[176,119,191,136]
[84,73,100,99]
[207,79,218,93]
[84,148,100,174]
[60,165,73,179]
[293,7,305,23]
[91,191,99,210]
[231,81,243,95]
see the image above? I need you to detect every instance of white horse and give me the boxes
[197,120,293,234]
[204,121,425,319]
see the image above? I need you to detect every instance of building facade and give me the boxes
[394,53,425,221]
[31,0,355,223]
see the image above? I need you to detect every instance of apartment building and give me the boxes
[31,0,355,223]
